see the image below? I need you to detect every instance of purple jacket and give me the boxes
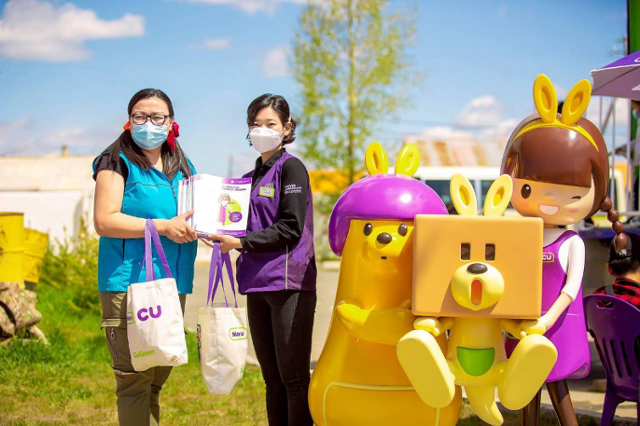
[236,151,317,293]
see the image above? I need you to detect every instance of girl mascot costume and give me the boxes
[501,74,625,425]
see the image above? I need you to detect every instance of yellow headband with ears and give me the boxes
[514,74,598,152]
[365,142,420,176]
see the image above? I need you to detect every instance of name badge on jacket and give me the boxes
[259,185,275,198]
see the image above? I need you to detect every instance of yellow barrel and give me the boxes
[24,228,49,285]
[0,212,25,289]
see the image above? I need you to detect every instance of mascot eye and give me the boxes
[485,244,495,261]
[521,184,532,199]
[398,224,408,236]
[364,223,373,236]
[461,243,470,260]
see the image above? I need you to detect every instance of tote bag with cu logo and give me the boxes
[127,219,188,372]
[197,242,248,395]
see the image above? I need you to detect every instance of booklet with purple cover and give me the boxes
[178,175,252,237]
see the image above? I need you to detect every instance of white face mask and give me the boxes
[249,127,283,153]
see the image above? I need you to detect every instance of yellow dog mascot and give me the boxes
[309,143,461,425]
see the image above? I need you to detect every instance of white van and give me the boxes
[415,164,628,223]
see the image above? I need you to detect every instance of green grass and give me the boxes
[0,284,609,425]
[0,285,267,426]
[0,283,601,426]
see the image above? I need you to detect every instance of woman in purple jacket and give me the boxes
[209,94,317,426]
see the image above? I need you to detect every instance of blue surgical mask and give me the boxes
[131,122,168,150]
[633,110,639,121]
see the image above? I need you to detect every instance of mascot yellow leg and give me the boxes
[466,385,503,426]
[498,334,558,410]
[396,330,456,408]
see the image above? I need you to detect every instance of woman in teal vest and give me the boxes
[93,88,197,426]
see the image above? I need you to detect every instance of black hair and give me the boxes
[609,257,640,277]
[608,233,640,276]
[103,88,192,180]
[246,94,298,145]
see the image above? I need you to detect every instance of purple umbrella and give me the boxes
[591,50,640,100]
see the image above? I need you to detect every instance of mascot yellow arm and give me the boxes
[501,319,527,340]
[413,317,453,336]
[335,300,415,345]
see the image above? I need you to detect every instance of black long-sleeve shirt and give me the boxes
[240,149,310,253]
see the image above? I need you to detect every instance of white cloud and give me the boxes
[586,97,630,130]
[417,96,517,144]
[554,85,570,100]
[0,117,115,156]
[0,118,33,153]
[185,0,307,14]
[191,38,231,50]
[193,38,231,50]
[586,97,630,147]
[408,97,516,167]
[0,0,145,62]
[497,6,507,19]
[414,94,632,154]
[263,46,290,78]
[456,96,504,127]
[419,125,473,142]
[484,118,519,138]
[40,128,102,150]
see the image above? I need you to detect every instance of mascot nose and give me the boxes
[376,233,392,244]
[467,263,487,274]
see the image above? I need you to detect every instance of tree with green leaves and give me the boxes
[293,0,421,188]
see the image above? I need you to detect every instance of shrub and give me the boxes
[40,218,100,314]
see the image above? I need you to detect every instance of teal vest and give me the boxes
[94,152,197,294]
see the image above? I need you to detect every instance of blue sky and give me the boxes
[0,0,628,175]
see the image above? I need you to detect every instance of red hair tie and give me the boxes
[123,122,131,131]
[166,122,179,151]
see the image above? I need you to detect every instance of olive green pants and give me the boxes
[100,292,187,426]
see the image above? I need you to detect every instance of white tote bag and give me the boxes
[127,219,188,372]
[197,242,248,395]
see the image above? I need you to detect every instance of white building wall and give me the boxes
[0,155,96,242]
[0,190,94,243]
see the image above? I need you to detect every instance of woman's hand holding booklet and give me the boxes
[178,174,252,239]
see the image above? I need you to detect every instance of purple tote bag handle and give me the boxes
[207,242,239,309]
[144,219,173,282]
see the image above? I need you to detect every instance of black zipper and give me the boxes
[110,328,118,362]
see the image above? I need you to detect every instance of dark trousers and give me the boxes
[100,292,187,426]
[247,290,316,426]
